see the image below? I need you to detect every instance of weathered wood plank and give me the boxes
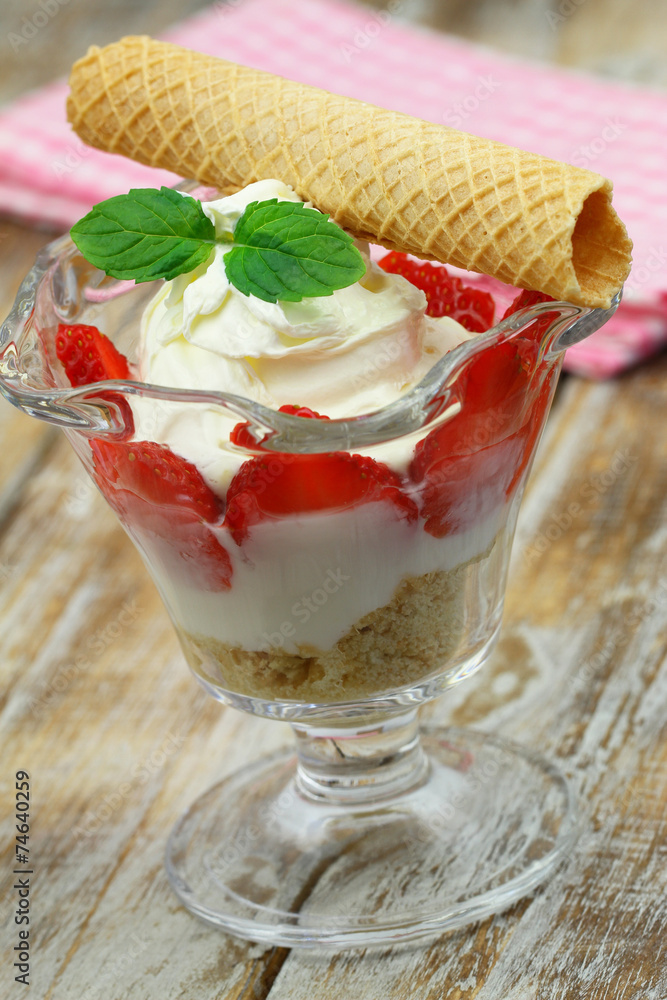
[0,222,53,320]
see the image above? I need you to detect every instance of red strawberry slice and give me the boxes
[499,289,561,492]
[275,404,327,419]
[500,289,558,377]
[230,404,329,451]
[379,252,495,333]
[91,439,231,591]
[225,450,417,544]
[418,431,529,537]
[92,439,223,522]
[106,488,233,592]
[56,323,131,385]
[412,290,558,479]
[409,338,533,485]
[56,323,134,438]
[410,290,562,535]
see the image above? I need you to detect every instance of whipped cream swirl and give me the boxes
[134,179,473,489]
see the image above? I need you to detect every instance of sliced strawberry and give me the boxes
[91,439,231,591]
[379,251,495,333]
[225,451,417,544]
[92,440,223,522]
[418,432,530,537]
[230,404,329,451]
[410,338,532,484]
[104,487,232,591]
[410,290,562,534]
[276,404,328,419]
[500,289,558,373]
[56,323,134,438]
[499,289,561,491]
[411,348,551,535]
[411,291,559,479]
[56,323,131,385]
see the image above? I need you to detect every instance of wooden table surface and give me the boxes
[1,3,666,998]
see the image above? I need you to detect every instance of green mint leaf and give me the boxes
[70,192,366,300]
[70,187,216,283]
[224,200,366,303]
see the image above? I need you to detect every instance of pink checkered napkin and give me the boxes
[0,0,665,377]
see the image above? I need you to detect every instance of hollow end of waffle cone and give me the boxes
[567,188,632,309]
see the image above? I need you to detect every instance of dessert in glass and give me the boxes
[0,37,632,948]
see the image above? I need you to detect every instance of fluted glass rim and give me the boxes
[0,228,621,452]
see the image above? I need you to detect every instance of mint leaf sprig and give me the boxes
[70,187,366,303]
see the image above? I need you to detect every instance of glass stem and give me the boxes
[293,709,429,805]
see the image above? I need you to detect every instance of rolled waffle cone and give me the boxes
[67,36,632,309]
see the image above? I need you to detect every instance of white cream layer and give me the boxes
[154,500,506,656]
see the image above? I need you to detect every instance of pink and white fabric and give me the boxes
[0,0,665,377]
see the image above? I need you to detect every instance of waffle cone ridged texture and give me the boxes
[67,36,632,309]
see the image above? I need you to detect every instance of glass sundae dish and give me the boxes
[0,180,622,947]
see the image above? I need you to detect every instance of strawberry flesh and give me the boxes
[225,450,417,544]
[91,439,231,591]
[230,404,329,451]
[92,439,223,522]
[410,289,560,535]
[56,323,134,437]
[379,251,495,332]
[228,403,417,543]
[501,289,555,324]
[498,289,560,493]
[56,323,131,385]
[417,431,530,537]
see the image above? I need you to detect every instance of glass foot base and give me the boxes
[165,727,576,949]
